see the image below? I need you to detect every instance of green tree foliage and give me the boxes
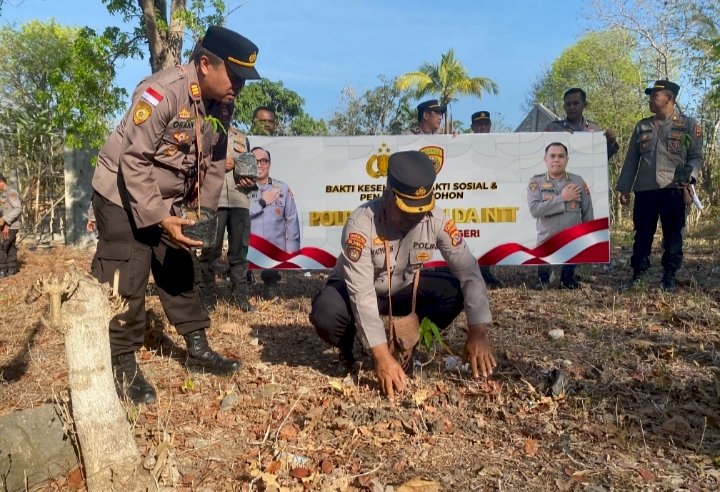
[234,79,327,136]
[329,75,415,135]
[0,20,126,150]
[396,49,499,133]
[102,0,227,73]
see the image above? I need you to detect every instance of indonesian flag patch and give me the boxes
[141,87,164,107]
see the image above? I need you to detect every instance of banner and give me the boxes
[246,133,610,269]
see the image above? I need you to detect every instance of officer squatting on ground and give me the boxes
[310,150,496,401]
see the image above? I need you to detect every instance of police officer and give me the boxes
[198,127,256,311]
[528,142,593,289]
[545,88,619,159]
[402,99,446,135]
[470,111,502,287]
[616,80,703,291]
[248,146,300,298]
[0,174,22,277]
[310,151,495,400]
[91,26,261,404]
[251,106,277,135]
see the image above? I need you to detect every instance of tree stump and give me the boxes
[36,270,154,491]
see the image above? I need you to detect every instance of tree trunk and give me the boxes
[58,271,154,491]
[140,0,186,73]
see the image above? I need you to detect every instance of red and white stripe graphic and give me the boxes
[141,87,164,107]
[247,217,610,270]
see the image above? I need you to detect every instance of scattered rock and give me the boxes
[220,393,240,411]
[0,405,78,492]
[548,329,565,340]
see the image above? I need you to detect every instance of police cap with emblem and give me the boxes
[201,26,261,80]
[417,99,447,119]
[645,80,680,97]
[471,111,491,122]
[387,151,436,213]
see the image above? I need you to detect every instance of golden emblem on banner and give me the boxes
[366,143,391,178]
[419,146,444,174]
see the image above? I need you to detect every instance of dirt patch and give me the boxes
[1,234,719,490]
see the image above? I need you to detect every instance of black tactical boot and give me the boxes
[184,329,241,375]
[231,284,255,312]
[624,269,645,289]
[560,266,580,289]
[111,352,157,404]
[537,266,551,289]
[6,266,17,276]
[480,266,502,288]
[339,346,360,375]
[0,268,6,278]
[661,271,677,292]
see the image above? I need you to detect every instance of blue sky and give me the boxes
[2,0,591,129]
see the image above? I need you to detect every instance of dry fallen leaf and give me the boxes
[396,477,442,492]
[320,458,334,474]
[265,460,281,475]
[290,467,311,479]
[66,467,83,487]
[278,423,299,441]
[638,468,656,481]
[523,437,539,457]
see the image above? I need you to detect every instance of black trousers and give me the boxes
[631,188,686,273]
[0,229,18,269]
[91,193,209,357]
[198,207,250,286]
[309,271,465,352]
[538,264,575,281]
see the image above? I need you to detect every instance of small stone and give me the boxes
[548,329,564,340]
[220,393,240,411]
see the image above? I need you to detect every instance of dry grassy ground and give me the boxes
[1,225,719,491]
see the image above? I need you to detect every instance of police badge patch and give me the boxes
[133,101,152,125]
[443,220,462,246]
[346,232,366,262]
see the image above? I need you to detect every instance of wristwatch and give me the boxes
[258,198,267,208]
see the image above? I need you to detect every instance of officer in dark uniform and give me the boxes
[470,111,502,287]
[402,99,446,135]
[91,26,261,404]
[616,80,703,291]
[310,151,495,400]
[545,88,619,159]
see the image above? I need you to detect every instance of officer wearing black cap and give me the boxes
[470,111,502,287]
[471,111,492,134]
[91,25,261,404]
[545,88,620,159]
[402,99,446,135]
[310,151,495,400]
[617,80,703,291]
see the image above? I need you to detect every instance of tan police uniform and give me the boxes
[401,126,440,135]
[198,127,255,290]
[91,63,230,357]
[311,199,492,350]
[527,171,594,246]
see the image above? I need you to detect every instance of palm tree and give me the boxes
[396,49,499,133]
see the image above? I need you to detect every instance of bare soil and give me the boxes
[1,226,719,491]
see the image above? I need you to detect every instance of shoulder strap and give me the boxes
[384,240,419,321]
